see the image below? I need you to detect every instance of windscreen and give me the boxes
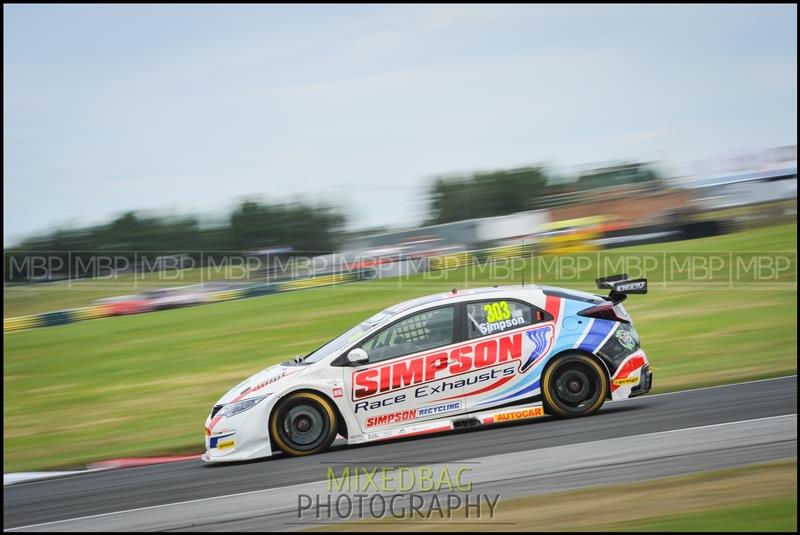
[302,309,393,364]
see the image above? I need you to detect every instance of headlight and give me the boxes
[219,394,271,418]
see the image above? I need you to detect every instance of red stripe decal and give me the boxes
[208,414,223,432]
[229,370,302,404]
[611,353,647,391]
[545,295,562,321]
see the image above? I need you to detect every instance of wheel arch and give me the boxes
[541,348,613,399]
[267,388,349,451]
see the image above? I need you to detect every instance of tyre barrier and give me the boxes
[39,310,74,327]
[4,315,43,332]
[71,304,111,321]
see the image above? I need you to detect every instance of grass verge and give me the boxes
[3,224,797,471]
[312,459,797,531]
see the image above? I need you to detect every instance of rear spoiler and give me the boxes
[596,273,647,304]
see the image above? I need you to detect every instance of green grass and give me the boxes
[314,459,797,532]
[608,496,797,532]
[3,223,797,472]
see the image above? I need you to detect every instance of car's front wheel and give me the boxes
[270,392,338,456]
[542,353,608,417]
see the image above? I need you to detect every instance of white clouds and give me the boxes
[3,4,797,241]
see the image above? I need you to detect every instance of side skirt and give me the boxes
[347,402,547,445]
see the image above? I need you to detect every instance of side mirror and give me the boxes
[347,348,369,365]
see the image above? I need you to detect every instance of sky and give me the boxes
[3,4,797,244]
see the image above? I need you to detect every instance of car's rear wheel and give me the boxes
[542,353,608,417]
[270,392,338,456]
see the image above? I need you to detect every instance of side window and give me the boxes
[466,300,541,339]
[361,306,455,364]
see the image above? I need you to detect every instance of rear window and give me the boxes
[466,299,537,339]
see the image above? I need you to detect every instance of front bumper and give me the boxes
[202,398,276,463]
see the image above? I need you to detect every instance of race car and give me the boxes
[202,274,652,462]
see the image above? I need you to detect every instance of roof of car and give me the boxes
[388,285,541,314]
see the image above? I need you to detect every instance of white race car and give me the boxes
[203,276,652,462]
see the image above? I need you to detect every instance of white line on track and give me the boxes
[8,412,797,532]
[3,468,110,487]
[607,373,797,403]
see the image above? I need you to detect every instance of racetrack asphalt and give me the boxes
[4,376,797,531]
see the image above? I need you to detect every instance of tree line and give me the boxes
[5,161,661,281]
[426,162,662,224]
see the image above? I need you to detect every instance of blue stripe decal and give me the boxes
[578,320,615,352]
[519,325,554,373]
[209,433,234,448]
[574,318,595,348]
[478,379,540,405]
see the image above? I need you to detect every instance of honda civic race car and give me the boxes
[202,274,652,462]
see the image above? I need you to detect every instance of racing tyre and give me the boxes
[542,353,608,417]
[270,392,338,456]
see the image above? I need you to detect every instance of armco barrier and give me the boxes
[277,272,357,292]
[244,282,279,298]
[205,288,246,303]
